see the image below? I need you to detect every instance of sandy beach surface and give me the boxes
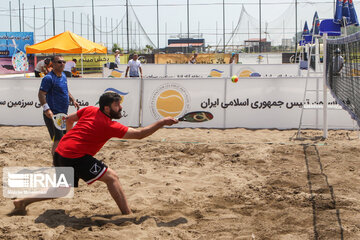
[0,126,359,239]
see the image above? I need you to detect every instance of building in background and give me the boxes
[161,37,205,53]
[281,39,293,50]
[244,38,271,53]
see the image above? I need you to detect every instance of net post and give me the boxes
[315,38,320,128]
[323,33,328,138]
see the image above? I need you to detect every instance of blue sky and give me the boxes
[0,0,349,48]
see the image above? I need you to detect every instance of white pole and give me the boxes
[315,38,320,128]
[315,38,320,70]
[139,78,143,126]
[323,33,328,138]
[81,53,84,76]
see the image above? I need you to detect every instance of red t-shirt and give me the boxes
[56,106,128,158]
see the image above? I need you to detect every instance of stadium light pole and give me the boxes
[259,0,261,53]
[33,5,36,42]
[92,0,95,42]
[9,2,12,32]
[18,0,21,32]
[223,0,225,53]
[295,0,298,58]
[187,0,190,54]
[44,7,46,39]
[100,16,102,43]
[72,12,75,33]
[157,0,159,50]
[63,10,65,32]
[52,0,55,36]
[126,0,129,53]
[80,13,83,36]
[22,3,24,32]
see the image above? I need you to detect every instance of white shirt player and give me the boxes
[127,59,141,77]
[64,61,76,72]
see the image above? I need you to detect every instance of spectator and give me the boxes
[332,48,344,76]
[34,58,51,77]
[125,54,143,78]
[64,59,77,78]
[189,53,198,64]
[114,49,121,67]
[229,53,237,64]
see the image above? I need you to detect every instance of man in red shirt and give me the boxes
[11,92,178,215]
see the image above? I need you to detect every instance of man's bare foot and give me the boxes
[8,199,27,216]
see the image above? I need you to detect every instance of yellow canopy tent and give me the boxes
[26,31,107,75]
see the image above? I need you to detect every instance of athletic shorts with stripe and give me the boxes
[53,152,108,187]
[43,113,65,141]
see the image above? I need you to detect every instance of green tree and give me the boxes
[112,44,123,53]
[343,25,360,35]
[145,44,154,54]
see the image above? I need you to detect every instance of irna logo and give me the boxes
[7,173,69,188]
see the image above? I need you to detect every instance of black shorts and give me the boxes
[35,70,41,77]
[43,113,65,141]
[64,71,72,78]
[53,152,108,187]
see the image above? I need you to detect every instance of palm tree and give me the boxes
[145,45,154,54]
[112,44,123,53]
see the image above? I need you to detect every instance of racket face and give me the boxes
[12,51,29,71]
[178,111,213,122]
[53,113,67,130]
[11,39,28,72]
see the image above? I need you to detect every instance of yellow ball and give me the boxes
[231,75,238,83]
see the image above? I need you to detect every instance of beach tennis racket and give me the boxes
[52,113,67,130]
[11,39,29,72]
[177,111,213,122]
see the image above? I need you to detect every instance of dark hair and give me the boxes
[51,54,63,62]
[72,59,77,62]
[99,92,122,111]
[44,58,51,64]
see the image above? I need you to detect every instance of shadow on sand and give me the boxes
[35,209,188,230]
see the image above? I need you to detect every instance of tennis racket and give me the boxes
[52,113,67,130]
[11,39,29,72]
[177,111,213,122]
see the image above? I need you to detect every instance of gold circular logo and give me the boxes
[156,90,184,117]
[150,83,190,120]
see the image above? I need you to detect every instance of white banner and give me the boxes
[68,78,141,127]
[238,53,283,64]
[141,78,225,128]
[166,64,231,78]
[103,64,302,79]
[0,78,140,127]
[0,77,355,129]
[232,64,300,78]
[221,77,354,129]
[139,64,167,78]
[103,64,167,78]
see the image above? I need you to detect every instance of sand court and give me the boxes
[0,126,359,239]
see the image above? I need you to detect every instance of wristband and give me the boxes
[42,103,50,111]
